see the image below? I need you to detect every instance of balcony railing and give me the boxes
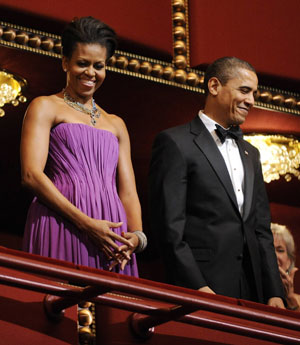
[1,246,300,344]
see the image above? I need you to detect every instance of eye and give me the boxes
[239,88,249,94]
[77,61,88,67]
[94,63,105,70]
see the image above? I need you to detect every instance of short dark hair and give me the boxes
[62,16,117,60]
[203,56,256,95]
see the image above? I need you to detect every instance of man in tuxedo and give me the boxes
[149,57,284,307]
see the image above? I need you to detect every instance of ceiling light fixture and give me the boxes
[0,69,27,117]
[244,134,300,183]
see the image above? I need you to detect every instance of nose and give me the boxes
[276,255,282,268]
[85,65,95,77]
[245,92,255,107]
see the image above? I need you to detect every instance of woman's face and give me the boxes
[273,234,291,272]
[63,42,107,100]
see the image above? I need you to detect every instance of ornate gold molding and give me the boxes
[78,301,96,344]
[0,20,299,116]
[244,134,300,183]
[172,0,190,69]
[0,21,61,57]
[0,68,27,116]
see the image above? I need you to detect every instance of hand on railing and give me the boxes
[267,297,285,309]
[198,286,216,294]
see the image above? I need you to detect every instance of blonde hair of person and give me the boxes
[271,223,296,272]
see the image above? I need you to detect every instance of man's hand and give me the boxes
[198,286,216,294]
[267,297,285,309]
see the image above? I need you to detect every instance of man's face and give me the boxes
[216,68,258,128]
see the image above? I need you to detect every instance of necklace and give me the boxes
[63,90,101,126]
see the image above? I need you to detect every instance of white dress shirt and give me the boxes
[199,111,245,215]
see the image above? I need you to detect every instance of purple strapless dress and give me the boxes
[23,123,138,276]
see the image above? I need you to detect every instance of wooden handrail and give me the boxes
[1,271,300,344]
[130,312,300,344]
[0,250,299,329]
[1,248,300,344]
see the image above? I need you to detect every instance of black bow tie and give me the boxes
[215,124,243,143]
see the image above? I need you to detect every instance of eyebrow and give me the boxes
[239,86,255,91]
[77,58,105,62]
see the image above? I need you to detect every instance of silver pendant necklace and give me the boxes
[63,90,101,126]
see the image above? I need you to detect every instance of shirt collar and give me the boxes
[198,110,222,133]
[198,110,233,145]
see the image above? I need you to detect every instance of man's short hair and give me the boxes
[203,56,256,95]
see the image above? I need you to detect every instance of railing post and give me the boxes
[129,305,198,339]
[43,285,111,321]
[129,313,155,340]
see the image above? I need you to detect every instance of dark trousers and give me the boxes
[239,246,258,302]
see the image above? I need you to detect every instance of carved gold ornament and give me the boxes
[172,0,190,69]
[1,20,299,116]
[78,301,95,345]
[244,134,300,183]
[0,69,27,117]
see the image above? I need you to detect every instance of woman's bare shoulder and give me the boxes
[97,108,128,138]
[25,94,62,122]
[29,94,60,108]
[104,112,126,130]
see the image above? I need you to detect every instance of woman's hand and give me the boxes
[86,220,134,263]
[279,266,300,310]
[109,231,139,271]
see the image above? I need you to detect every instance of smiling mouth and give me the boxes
[80,79,96,86]
[237,106,249,114]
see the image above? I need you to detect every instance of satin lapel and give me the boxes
[237,139,254,220]
[190,117,240,213]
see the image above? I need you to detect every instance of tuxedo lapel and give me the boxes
[237,140,254,220]
[190,117,240,213]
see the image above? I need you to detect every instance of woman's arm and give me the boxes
[21,97,133,260]
[109,115,144,269]
[116,116,142,232]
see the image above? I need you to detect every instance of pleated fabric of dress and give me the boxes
[23,123,138,277]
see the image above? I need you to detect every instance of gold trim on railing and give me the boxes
[0,20,299,116]
[78,301,96,345]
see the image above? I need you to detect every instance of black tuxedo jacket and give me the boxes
[149,116,284,303]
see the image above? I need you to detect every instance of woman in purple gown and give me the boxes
[21,17,146,276]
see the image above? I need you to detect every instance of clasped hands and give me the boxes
[87,219,139,271]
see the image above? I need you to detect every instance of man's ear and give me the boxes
[207,77,221,96]
[62,56,68,72]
